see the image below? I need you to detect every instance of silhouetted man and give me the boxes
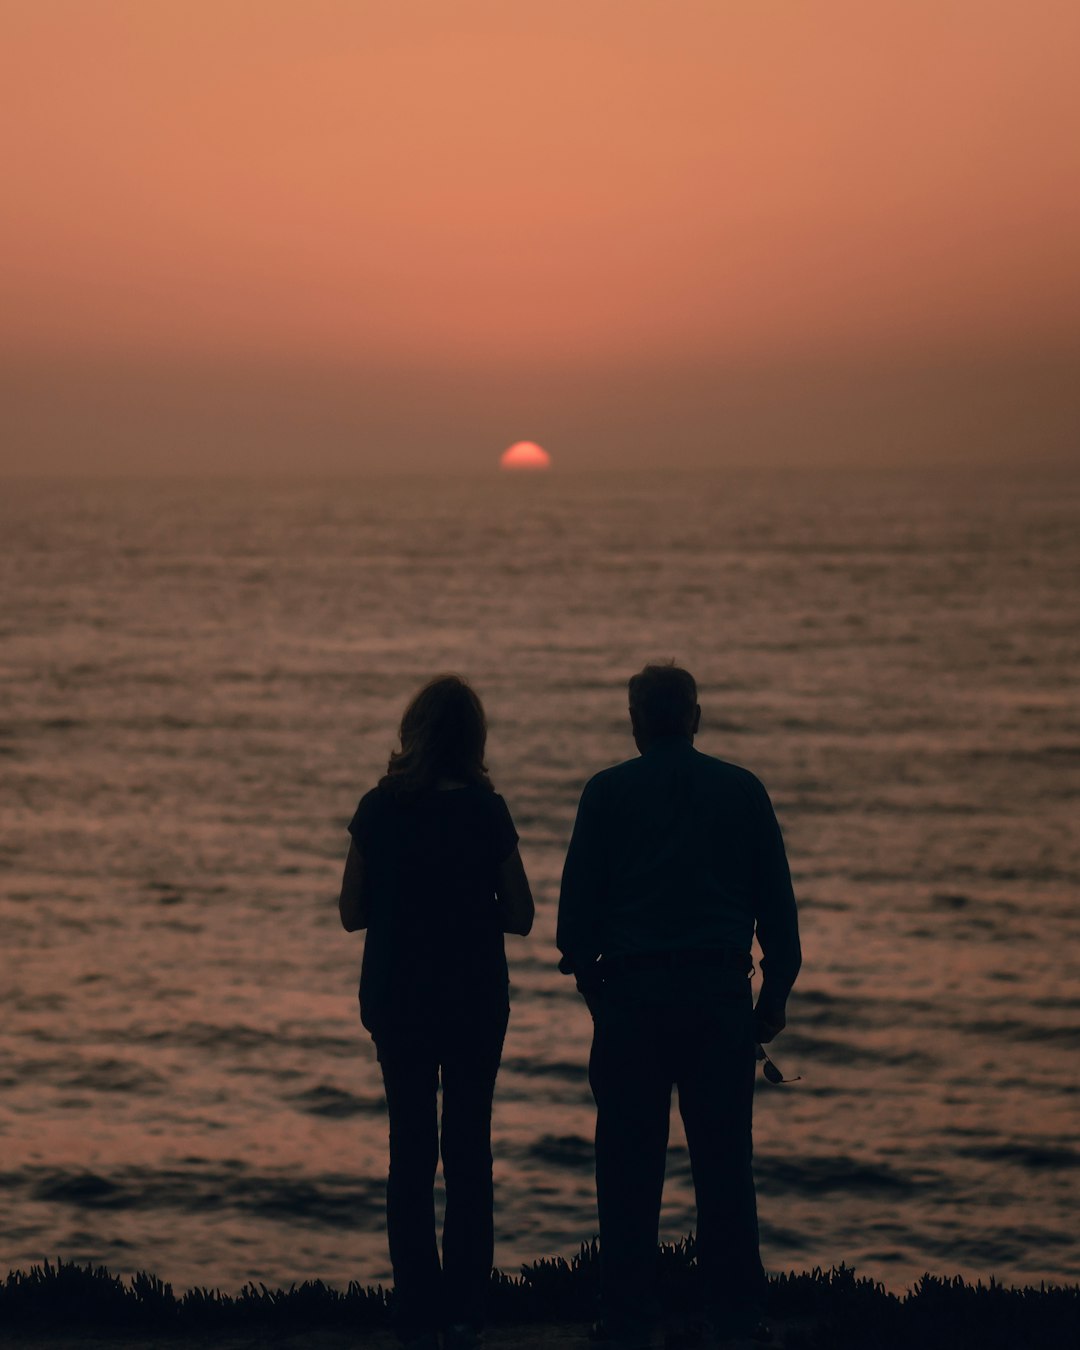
[557,664,801,1350]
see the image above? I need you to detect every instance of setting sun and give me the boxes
[500,441,552,471]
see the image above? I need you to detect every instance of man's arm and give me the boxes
[556,779,606,1001]
[752,778,801,1042]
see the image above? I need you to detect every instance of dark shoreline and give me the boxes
[1,1242,1077,1349]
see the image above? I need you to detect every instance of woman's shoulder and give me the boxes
[472,787,518,850]
[349,783,397,836]
[463,784,511,811]
[357,783,392,812]
[432,784,515,828]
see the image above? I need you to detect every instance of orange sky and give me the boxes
[3,1,1079,470]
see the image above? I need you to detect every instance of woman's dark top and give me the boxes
[348,783,519,1055]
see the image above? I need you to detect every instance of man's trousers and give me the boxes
[588,963,766,1339]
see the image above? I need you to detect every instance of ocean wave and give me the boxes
[64,1059,169,1095]
[0,1055,167,1096]
[788,988,939,1029]
[779,1033,937,1071]
[501,1057,589,1083]
[963,1020,1080,1049]
[951,1142,1080,1171]
[114,1021,359,1060]
[286,1085,385,1119]
[755,1155,931,1197]
[914,1226,1079,1269]
[2,1164,385,1229]
[525,1135,594,1171]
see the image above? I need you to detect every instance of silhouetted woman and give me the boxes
[339,675,534,1350]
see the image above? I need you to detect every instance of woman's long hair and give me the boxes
[379,675,494,798]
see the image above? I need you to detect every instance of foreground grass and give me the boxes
[1,1240,1077,1349]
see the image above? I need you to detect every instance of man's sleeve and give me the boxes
[752,777,802,1016]
[556,778,606,992]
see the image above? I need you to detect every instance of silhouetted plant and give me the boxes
[2,1249,1077,1347]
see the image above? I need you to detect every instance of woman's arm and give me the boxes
[338,842,368,931]
[497,847,535,936]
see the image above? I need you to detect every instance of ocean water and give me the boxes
[1,466,1078,1295]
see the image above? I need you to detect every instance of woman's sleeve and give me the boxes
[347,789,379,855]
[491,793,520,861]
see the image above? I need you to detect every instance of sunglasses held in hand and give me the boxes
[757,1043,801,1084]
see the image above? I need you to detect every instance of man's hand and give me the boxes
[754,1002,786,1045]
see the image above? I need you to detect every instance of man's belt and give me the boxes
[602,946,752,973]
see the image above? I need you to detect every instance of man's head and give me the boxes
[627,663,701,750]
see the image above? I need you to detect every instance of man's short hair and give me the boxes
[627,663,698,738]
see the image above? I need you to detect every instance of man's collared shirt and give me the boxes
[556,737,801,1011]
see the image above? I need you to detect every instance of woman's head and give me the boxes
[381,674,493,796]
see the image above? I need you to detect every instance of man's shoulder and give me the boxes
[691,748,763,788]
[579,748,769,807]
[693,750,776,802]
[580,752,676,808]
[583,749,764,783]
[581,756,639,796]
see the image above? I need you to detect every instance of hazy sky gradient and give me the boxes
[3,1,1079,472]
